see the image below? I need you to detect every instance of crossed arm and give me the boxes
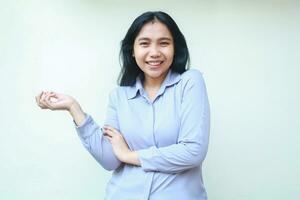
[76,71,210,173]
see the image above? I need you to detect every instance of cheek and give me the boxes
[163,49,174,61]
[134,50,147,61]
[162,46,174,56]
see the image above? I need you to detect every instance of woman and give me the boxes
[35,11,210,200]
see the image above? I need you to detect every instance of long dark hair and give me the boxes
[118,11,190,86]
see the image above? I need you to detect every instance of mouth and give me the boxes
[146,60,164,67]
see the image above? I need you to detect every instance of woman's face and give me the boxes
[133,20,174,83]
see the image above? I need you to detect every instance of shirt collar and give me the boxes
[126,69,181,100]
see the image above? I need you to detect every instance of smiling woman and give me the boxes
[35,11,210,200]
[132,20,174,88]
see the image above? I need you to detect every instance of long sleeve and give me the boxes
[138,71,210,173]
[74,90,122,171]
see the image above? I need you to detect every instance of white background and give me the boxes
[1,0,299,199]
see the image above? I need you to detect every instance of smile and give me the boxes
[146,60,164,66]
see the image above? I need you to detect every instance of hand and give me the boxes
[35,91,76,111]
[103,125,140,166]
[102,125,131,162]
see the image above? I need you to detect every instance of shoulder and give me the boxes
[180,68,205,86]
[178,69,208,102]
[109,86,123,98]
[108,86,129,102]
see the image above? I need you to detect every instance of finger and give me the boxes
[35,91,44,104]
[48,91,55,97]
[39,92,48,107]
[103,129,112,136]
[102,128,110,136]
[39,99,49,109]
[42,91,51,101]
[47,94,58,104]
[103,132,112,138]
[36,92,48,109]
[45,93,56,101]
[36,91,43,101]
[103,128,116,137]
[103,125,118,133]
[50,92,58,98]
[40,92,46,102]
[104,135,112,142]
[41,92,53,104]
[38,91,44,98]
[44,95,55,110]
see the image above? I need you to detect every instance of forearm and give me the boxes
[75,114,122,171]
[137,141,208,173]
[122,151,141,166]
[69,101,86,126]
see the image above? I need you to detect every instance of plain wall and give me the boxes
[1,0,299,199]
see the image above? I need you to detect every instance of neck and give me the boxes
[143,70,169,90]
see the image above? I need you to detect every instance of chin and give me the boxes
[144,68,168,79]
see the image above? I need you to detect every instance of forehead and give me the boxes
[135,20,172,40]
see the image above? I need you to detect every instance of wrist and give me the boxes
[122,151,140,166]
[68,100,80,113]
[120,150,131,163]
[68,101,86,127]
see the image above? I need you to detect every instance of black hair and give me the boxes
[118,11,190,86]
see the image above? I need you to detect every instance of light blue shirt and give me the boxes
[74,69,210,200]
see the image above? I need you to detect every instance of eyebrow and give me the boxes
[137,37,172,41]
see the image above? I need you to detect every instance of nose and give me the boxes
[149,45,161,57]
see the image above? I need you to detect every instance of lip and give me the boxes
[146,60,164,68]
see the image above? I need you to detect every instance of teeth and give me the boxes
[147,61,162,65]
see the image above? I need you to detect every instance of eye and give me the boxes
[160,42,170,46]
[139,42,149,46]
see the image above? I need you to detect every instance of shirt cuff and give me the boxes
[138,146,159,172]
[73,113,88,128]
[73,114,99,139]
